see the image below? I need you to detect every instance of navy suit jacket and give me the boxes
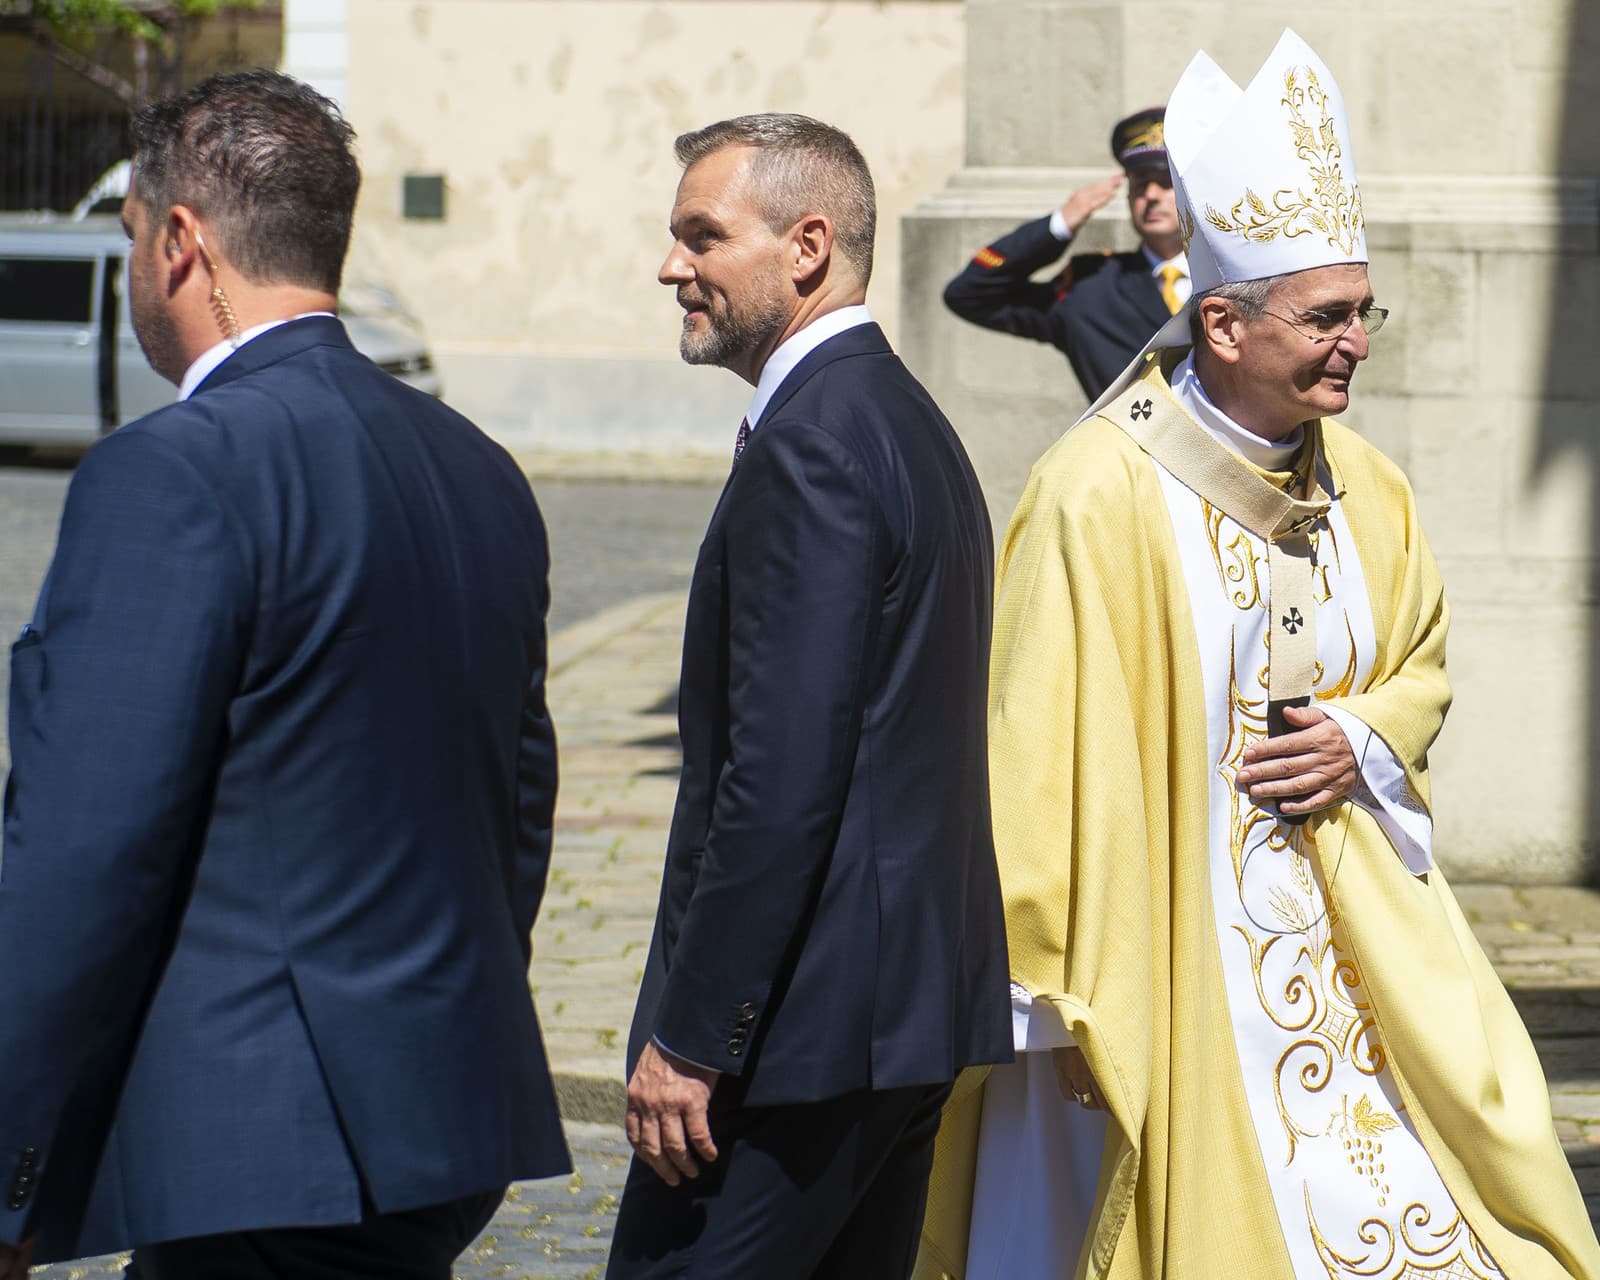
[943,215,1171,400]
[0,317,567,1260]
[627,323,1012,1107]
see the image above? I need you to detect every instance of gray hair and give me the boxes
[674,113,877,286]
[1188,275,1286,347]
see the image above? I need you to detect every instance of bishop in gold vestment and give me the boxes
[919,27,1600,1280]
[918,352,1600,1280]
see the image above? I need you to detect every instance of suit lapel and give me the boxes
[192,316,355,398]
[1124,260,1172,331]
[698,322,891,535]
[700,464,741,547]
[756,323,891,427]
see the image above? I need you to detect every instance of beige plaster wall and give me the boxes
[903,2,1600,883]
[341,0,964,448]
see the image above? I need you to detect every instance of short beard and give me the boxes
[130,287,187,387]
[680,291,790,370]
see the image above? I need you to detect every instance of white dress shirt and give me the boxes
[744,305,875,431]
[178,312,337,401]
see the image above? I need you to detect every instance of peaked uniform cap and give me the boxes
[1111,106,1168,169]
[1078,28,1368,422]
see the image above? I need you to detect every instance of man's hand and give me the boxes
[1236,705,1357,815]
[1052,1046,1104,1110]
[1059,173,1127,237]
[625,1041,721,1187]
[0,1238,34,1279]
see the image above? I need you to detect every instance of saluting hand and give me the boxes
[625,1041,721,1186]
[1236,704,1358,815]
[1059,172,1127,237]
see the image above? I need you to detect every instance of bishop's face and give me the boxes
[1238,263,1374,423]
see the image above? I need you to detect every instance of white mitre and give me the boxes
[1080,28,1368,420]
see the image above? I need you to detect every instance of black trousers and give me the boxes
[606,1082,952,1280]
[121,1187,504,1280]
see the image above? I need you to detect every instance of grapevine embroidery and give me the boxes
[1203,66,1365,255]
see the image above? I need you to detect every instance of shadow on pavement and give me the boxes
[0,445,86,472]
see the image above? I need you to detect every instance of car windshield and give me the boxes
[338,282,421,329]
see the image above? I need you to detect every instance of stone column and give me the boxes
[902,0,1600,883]
[280,0,348,107]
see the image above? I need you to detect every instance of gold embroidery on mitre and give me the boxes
[1202,66,1365,256]
[1179,205,1197,252]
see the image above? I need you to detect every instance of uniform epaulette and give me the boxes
[973,246,1005,269]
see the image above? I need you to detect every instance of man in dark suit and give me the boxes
[605,113,1011,1280]
[943,107,1189,400]
[0,71,567,1280]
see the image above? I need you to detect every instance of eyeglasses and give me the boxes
[1260,303,1388,343]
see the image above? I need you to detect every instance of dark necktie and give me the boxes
[733,416,751,461]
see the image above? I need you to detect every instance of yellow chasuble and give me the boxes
[917,356,1600,1280]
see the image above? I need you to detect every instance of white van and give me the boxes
[0,215,441,448]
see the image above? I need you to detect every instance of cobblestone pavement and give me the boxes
[535,592,688,1124]
[451,1123,632,1280]
[1453,883,1600,1221]
[31,1123,632,1280]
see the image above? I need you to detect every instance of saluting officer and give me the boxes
[943,107,1188,401]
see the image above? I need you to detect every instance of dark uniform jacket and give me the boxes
[627,322,1013,1107]
[943,214,1172,401]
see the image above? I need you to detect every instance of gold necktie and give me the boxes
[1159,264,1184,315]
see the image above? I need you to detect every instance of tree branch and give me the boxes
[31,27,138,106]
